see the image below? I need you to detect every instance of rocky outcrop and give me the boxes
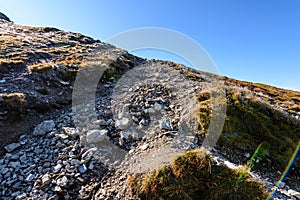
[0,12,11,22]
[0,19,141,153]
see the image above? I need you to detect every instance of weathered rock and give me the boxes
[115,118,130,129]
[56,133,69,139]
[78,164,87,174]
[70,159,81,166]
[15,193,27,200]
[139,144,149,150]
[9,161,20,169]
[153,102,162,111]
[11,191,20,197]
[41,173,51,185]
[32,120,55,136]
[92,119,108,126]
[10,154,19,160]
[288,189,300,199]
[62,127,78,138]
[54,185,62,192]
[4,142,21,152]
[43,162,51,168]
[145,108,156,114]
[25,173,35,182]
[57,176,68,187]
[53,164,62,173]
[86,129,108,143]
[120,131,128,139]
[278,181,286,189]
[118,137,124,146]
[81,148,95,164]
[160,119,173,130]
[2,167,9,174]
[0,12,11,22]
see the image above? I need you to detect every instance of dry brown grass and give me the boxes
[58,54,84,66]
[27,63,53,72]
[1,92,26,113]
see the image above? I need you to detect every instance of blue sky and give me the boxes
[1,0,300,91]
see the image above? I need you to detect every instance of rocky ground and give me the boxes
[0,17,140,154]
[0,14,300,199]
[1,61,300,199]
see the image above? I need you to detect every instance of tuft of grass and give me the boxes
[174,64,182,70]
[185,71,204,82]
[247,141,270,168]
[58,54,84,66]
[224,77,300,107]
[0,58,25,66]
[216,89,300,172]
[236,142,270,187]
[28,63,53,72]
[130,149,267,200]
[1,92,26,113]
[101,65,116,81]
[195,92,211,102]
[193,88,300,176]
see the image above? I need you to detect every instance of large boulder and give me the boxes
[0,12,11,22]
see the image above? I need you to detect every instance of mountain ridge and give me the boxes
[0,17,299,199]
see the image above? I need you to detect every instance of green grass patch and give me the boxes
[195,89,300,172]
[130,149,267,200]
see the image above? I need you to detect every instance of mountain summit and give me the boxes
[0,16,299,199]
[0,12,11,22]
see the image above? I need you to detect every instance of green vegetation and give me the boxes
[224,77,300,107]
[185,71,204,82]
[221,89,300,170]
[130,149,267,200]
[101,65,116,81]
[194,92,212,135]
[247,141,270,168]
[236,142,270,187]
[195,88,300,172]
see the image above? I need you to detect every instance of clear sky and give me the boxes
[1,0,299,91]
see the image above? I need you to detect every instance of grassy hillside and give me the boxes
[130,149,267,200]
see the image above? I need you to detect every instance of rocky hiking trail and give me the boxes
[1,61,300,199]
[0,16,300,199]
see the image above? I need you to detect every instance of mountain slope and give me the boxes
[0,18,140,153]
[0,17,299,199]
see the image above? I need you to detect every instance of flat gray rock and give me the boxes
[4,142,21,152]
[32,120,55,136]
[86,129,108,143]
[160,119,173,130]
